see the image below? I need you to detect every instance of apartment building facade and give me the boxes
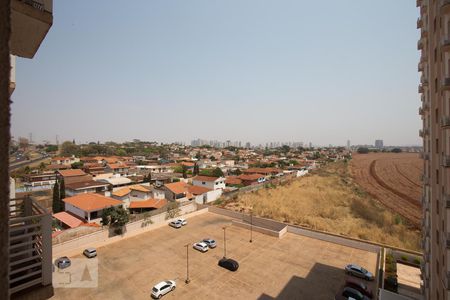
[418,0,450,299]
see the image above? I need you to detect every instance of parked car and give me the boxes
[218,258,239,271]
[169,221,182,228]
[54,256,71,269]
[345,264,374,281]
[151,280,176,299]
[203,238,217,248]
[83,248,97,258]
[193,242,209,252]
[177,218,187,226]
[345,277,373,298]
[335,286,370,300]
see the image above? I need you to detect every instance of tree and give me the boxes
[195,152,201,160]
[61,141,79,156]
[193,163,200,176]
[71,161,84,169]
[24,166,31,174]
[357,147,370,154]
[101,206,129,234]
[52,180,63,213]
[182,165,188,179]
[39,162,46,171]
[212,167,224,177]
[281,145,291,154]
[59,178,66,200]
[165,201,181,220]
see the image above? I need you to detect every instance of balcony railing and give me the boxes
[443,39,450,51]
[421,75,429,85]
[419,84,424,93]
[9,197,52,295]
[417,0,422,7]
[442,116,450,128]
[419,152,430,161]
[442,155,450,167]
[418,39,424,50]
[419,128,429,137]
[419,107,424,115]
[443,78,450,90]
[442,0,450,13]
[421,174,430,185]
[418,61,424,72]
[417,18,423,29]
[20,0,45,11]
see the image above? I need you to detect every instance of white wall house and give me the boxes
[192,176,226,191]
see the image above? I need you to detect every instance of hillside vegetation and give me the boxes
[222,161,421,251]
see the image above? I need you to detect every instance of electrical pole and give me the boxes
[249,210,253,243]
[184,244,190,284]
[223,226,227,258]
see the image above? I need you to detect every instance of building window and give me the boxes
[437,230,440,245]
[437,169,440,185]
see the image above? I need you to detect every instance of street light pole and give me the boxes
[249,210,253,243]
[184,244,190,284]
[222,226,227,258]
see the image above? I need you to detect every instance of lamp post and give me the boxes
[184,243,190,284]
[249,210,253,243]
[222,226,227,258]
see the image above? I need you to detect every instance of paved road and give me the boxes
[9,155,48,171]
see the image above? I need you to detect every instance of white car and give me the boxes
[151,280,176,299]
[177,218,187,226]
[193,242,208,252]
[83,248,97,258]
[169,221,182,229]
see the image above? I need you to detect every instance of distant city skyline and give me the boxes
[11,1,421,146]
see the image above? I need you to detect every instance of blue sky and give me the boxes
[12,0,420,146]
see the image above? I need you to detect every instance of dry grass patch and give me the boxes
[222,162,421,251]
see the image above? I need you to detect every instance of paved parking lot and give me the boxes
[52,212,378,300]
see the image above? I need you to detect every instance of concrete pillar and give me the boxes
[0,0,11,298]
[41,213,52,285]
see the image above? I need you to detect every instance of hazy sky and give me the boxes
[12,0,421,146]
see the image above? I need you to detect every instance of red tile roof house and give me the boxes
[56,169,93,185]
[238,174,266,186]
[63,193,123,223]
[242,168,282,178]
[128,198,168,214]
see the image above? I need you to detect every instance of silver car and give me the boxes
[83,248,97,258]
[202,238,217,248]
[345,264,374,281]
[169,220,182,228]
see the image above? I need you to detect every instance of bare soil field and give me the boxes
[350,153,422,227]
[220,160,421,251]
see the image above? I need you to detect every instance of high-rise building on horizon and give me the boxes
[417,1,450,299]
[375,139,384,149]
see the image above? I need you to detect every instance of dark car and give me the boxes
[218,258,239,271]
[345,277,373,298]
[335,287,370,300]
[54,256,71,269]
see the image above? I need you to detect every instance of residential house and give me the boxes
[225,176,243,186]
[242,168,282,178]
[106,163,129,175]
[94,173,132,188]
[23,172,56,187]
[63,193,123,223]
[82,163,106,175]
[158,182,194,202]
[56,169,93,185]
[65,180,110,197]
[51,156,79,165]
[52,211,86,229]
[239,174,266,186]
[128,198,167,214]
[192,176,226,190]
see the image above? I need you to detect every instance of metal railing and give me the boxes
[9,197,52,295]
[20,0,44,11]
